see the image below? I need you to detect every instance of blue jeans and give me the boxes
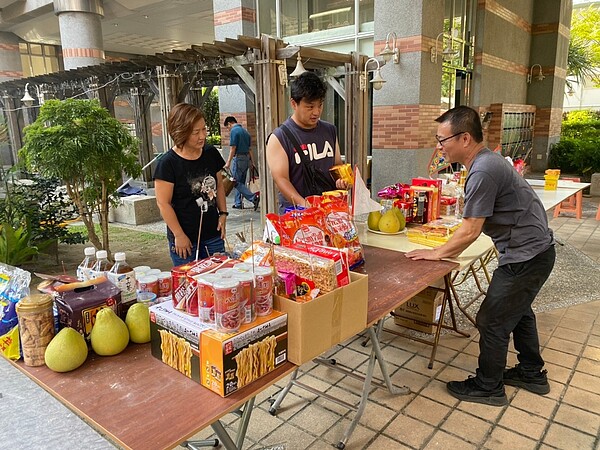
[231,154,256,207]
[168,235,225,266]
[475,245,555,389]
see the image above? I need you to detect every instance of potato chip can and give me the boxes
[231,272,255,323]
[253,266,274,316]
[213,279,241,333]
[196,274,221,324]
[157,271,172,297]
[171,265,191,309]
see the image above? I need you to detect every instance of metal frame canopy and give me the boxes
[0,34,370,215]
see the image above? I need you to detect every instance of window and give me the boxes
[19,42,62,77]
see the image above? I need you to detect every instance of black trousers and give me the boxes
[475,245,556,389]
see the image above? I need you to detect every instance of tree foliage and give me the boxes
[569,5,600,87]
[19,99,141,255]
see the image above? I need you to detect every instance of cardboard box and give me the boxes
[393,287,443,334]
[274,272,368,365]
[149,301,288,397]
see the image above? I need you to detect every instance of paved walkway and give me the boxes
[1,196,599,450]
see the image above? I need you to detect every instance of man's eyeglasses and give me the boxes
[435,131,465,146]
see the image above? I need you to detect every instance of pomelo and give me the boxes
[45,327,88,372]
[125,303,151,344]
[90,308,129,356]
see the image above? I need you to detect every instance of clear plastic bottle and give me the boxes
[77,247,96,281]
[455,167,467,220]
[107,252,137,312]
[90,250,113,279]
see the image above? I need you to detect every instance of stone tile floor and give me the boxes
[1,196,599,450]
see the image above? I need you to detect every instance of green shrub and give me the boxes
[206,134,221,146]
[549,110,600,180]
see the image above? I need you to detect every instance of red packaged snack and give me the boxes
[266,208,328,247]
[318,199,365,269]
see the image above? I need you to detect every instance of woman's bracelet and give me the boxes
[219,211,229,217]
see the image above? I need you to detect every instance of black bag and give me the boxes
[280,123,337,197]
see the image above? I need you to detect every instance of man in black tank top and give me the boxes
[266,72,347,213]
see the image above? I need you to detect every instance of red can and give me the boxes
[196,273,220,324]
[171,265,191,310]
[232,272,255,324]
[157,271,172,297]
[213,279,241,333]
[137,275,158,296]
[253,266,274,316]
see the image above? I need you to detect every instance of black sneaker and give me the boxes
[503,365,550,395]
[232,204,243,209]
[252,194,260,211]
[446,377,508,406]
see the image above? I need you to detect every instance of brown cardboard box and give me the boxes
[149,301,288,397]
[274,272,368,365]
[393,287,443,334]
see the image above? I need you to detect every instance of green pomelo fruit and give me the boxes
[125,303,151,344]
[90,308,130,356]
[391,207,406,231]
[378,210,401,233]
[45,327,88,372]
[367,210,382,230]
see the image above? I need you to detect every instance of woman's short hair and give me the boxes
[167,103,205,148]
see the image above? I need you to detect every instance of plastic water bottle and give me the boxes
[107,252,137,313]
[77,247,96,281]
[90,250,113,279]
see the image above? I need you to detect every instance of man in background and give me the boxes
[224,116,259,210]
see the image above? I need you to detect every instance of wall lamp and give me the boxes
[527,64,545,83]
[360,57,386,91]
[379,32,399,64]
[21,83,36,106]
[290,52,308,77]
[430,30,459,63]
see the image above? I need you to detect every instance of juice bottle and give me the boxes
[90,250,113,279]
[107,252,137,313]
[77,246,96,281]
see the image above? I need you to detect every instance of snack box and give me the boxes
[411,186,439,223]
[406,218,461,247]
[412,177,442,219]
[274,272,368,365]
[149,301,288,397]
[54,277,122,342]
[290,243,350,288]
[393,286,444,334]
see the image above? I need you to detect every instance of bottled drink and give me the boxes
[77,247,96,281]
[90,250,113,279]
[107,252,137,312]
[455,167,467,220]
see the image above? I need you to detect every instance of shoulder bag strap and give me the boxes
[280,123,310,166]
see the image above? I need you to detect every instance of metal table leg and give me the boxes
[207,397,255,450]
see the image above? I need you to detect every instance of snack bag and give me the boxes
[319,199,365,269]
[266,208,328,247]
[0,264,32,360]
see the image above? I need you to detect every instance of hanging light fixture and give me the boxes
[430,30,460,63]
[290,53,308,77]
[21,83,35,107]
[527,64,545,83]
[360,57,386,91]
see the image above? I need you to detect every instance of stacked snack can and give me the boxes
[253,266,274,316]
[15,294,55,367]
[231,271,255,323]
[213,279,241,333]
[196,273,220,324]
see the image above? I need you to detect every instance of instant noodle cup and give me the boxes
[146,268,162,277]
[195,273,221,325]
[253,266,274,316]
[157,271,172,297]
[133,265,151,276]
[215,268,235,278]
[232,262,253,273]
[231,271,255,324]
[213,279,241,333]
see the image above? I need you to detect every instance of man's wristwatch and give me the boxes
[219,211,229,217]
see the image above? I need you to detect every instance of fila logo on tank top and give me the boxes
[293,141,334,165]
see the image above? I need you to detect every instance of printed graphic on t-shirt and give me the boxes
[189,173,217,210]
[293,141,334,165]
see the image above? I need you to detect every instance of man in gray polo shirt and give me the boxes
[407,106,555,406]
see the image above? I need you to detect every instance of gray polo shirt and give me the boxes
[463,148,554,265]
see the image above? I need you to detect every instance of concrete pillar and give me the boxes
[1,93,22,165]
[0,32,23,83]
[370,0,443,196]
[213,0,257,159]
[157,66,183,152]
[0,32,24,165]
[54,0,105,70]
[527,0,572,172]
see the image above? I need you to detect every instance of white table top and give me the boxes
[525,178,591,211]
[526,178,590,190]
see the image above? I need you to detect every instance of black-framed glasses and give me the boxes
[435,131,465,146]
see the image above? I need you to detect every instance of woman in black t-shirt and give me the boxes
[154,103,228,266]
